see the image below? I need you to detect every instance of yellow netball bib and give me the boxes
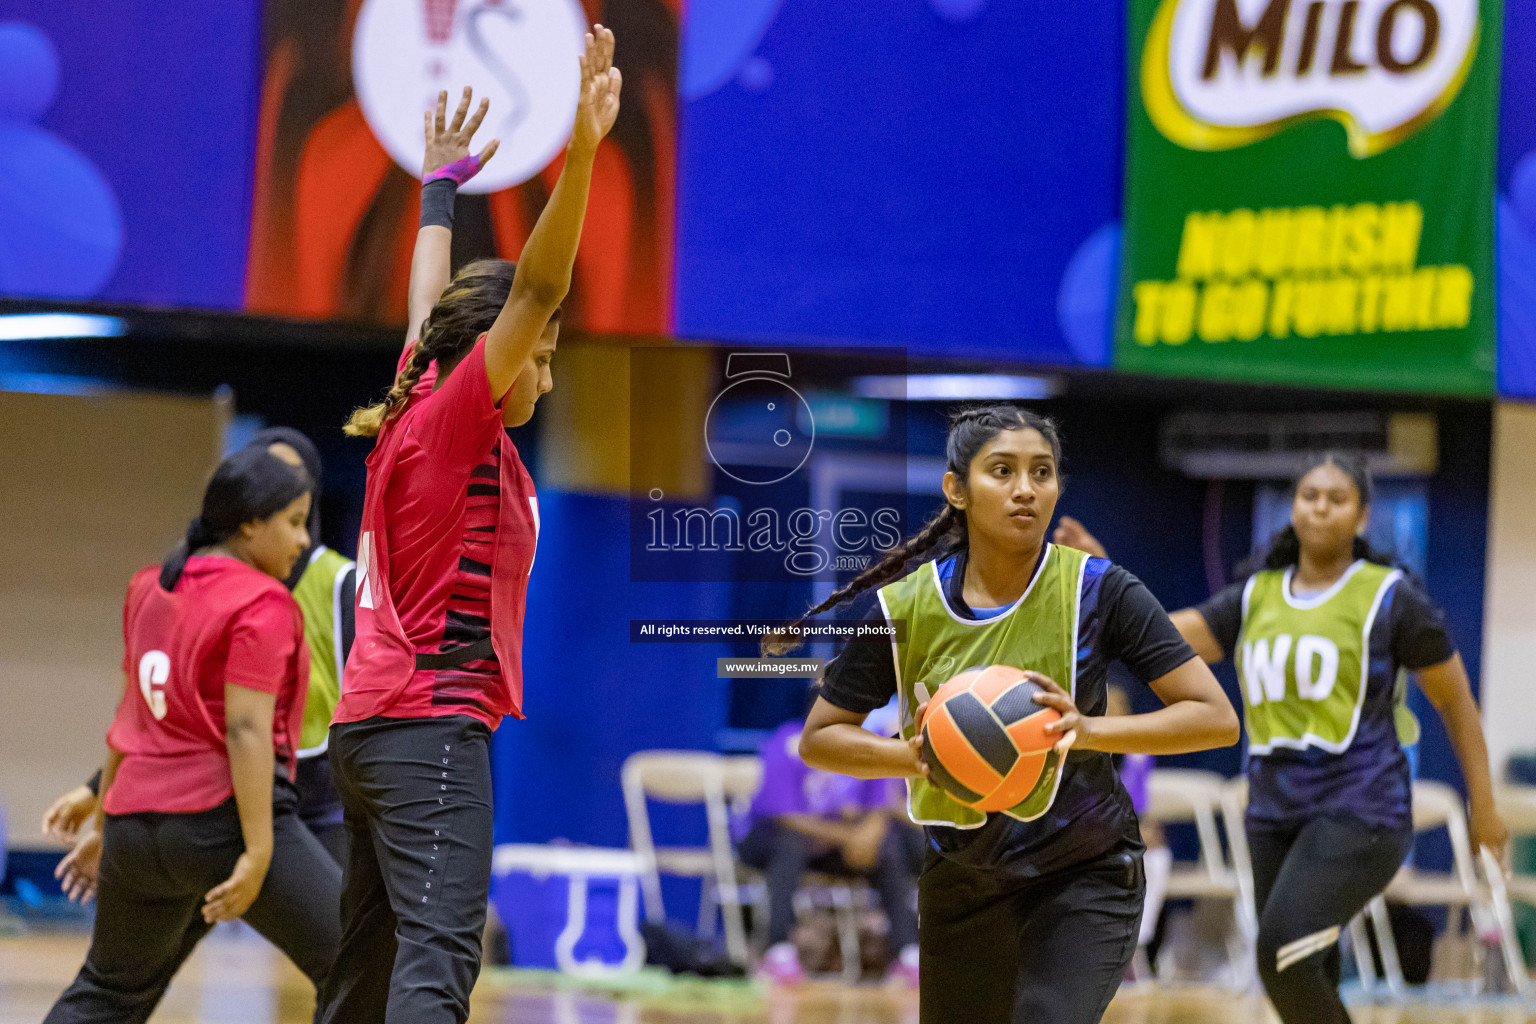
[879,544,1087,828]
[1237,560,1402,755]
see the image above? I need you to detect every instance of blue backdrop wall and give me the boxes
[1499,0,1536,399]
[493,490,732,847]
[0,4,259,307]
[675,0,1125,365]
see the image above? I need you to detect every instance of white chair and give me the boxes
[1365,779,1525,992]
[491,844,647,977]
[621,751,760,965]
[1490,783,1536,993]
[1219,776,1260,984]
[1348,895,1408,998]
[621,749,868,980]
[1498,783,1536,915]
[1144,769,1254,987]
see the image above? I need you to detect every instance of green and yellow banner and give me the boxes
[1116,0,1501,393]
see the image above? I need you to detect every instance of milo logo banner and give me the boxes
[1116,0,1501,393]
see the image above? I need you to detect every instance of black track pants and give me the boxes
[43,782,341,1024]
[1248,814,1413,1024]
[318,715,494,1024]
[917,841,1144,1024]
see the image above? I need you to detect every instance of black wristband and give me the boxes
[87,768,102,797]
[420,178,457,230]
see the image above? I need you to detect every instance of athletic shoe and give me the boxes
[757,942,806,986]
[887,943,919,988]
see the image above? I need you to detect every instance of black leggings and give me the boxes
[318,715,494,1024]
[917,841,1144,1024]
[1248,814,1413,1024]
[43,782,341,1024]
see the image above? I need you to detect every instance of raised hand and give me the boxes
[570,25,622,155]
[422,86,499,184]
[1053,516,1107,560]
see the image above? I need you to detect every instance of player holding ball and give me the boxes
[775,404,1239,1024]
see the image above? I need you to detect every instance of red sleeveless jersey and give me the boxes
[337,336,539,729]
[105,557,309,815]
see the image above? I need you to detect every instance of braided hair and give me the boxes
[763,404,1062,655]
[159,447,313,590]
[345,259,561,437]
[1241,451,1398,576]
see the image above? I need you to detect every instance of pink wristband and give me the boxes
[424,154,482,187]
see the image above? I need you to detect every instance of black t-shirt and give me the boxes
[820,547,1197,879]
[1194,566,1455,828]
[1195,572,1454,670]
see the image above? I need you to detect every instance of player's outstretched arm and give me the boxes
[1416,654,1509,855]
[482,24,621,398]
[1033,661,1240,756]
[406,87,499,349]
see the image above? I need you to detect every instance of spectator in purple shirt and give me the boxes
[737,717,920,986]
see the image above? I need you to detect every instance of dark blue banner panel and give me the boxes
[674,0,1125,365]
[0,5,259,309]
[1500,0,1536,399]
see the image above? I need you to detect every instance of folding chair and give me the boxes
[1365,779,1525,993]
[1490,783,1536,993]
[621,750,760,965]
[1497,783,1536,916]
[1144,769,1254,987]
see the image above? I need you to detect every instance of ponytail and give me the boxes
[762,402,1063,656]
[762,505,964,656]
[158,517,218,591]
[160,448,311,590]
[345,342,432,438]
[344,258,522,438]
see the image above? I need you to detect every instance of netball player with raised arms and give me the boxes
[319,27,621,1024]
[784,405,1240,1024]
[1059,454,1509,1024]
[42,448,340,1023]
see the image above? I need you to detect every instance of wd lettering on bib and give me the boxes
[1237,560,1401,754]
[878,544,1089,828]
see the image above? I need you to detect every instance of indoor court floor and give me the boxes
[3,929,1533,1024]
